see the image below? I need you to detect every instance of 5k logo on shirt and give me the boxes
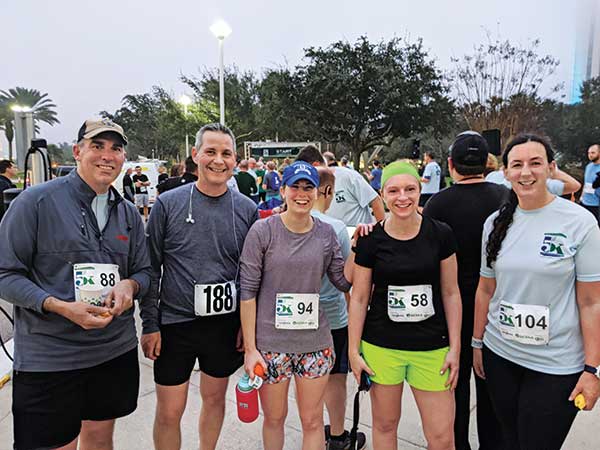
[540,233,566,258]
[335,190,346,203]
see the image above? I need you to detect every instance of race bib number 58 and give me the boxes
[498,301,549,345]
[387,284,434,322]
[194,281,237,316]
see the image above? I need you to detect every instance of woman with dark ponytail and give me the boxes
[472,133,600,450]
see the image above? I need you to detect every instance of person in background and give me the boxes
[0,159,18,220]
[581,144,600,225]
[423,131,507,450]
[122,167,135,203]
[312,166,367,449]
[132,165,151,222]
[235,160,259,200]
[420,151,442,207]
[158,166,169,184]
[485,154,499,177]
[157,156,199,195]
[317,150,385,227]
[365,159,383,194]
[170,163,183,178]
[256,161,267,203]
[263,161,282,201]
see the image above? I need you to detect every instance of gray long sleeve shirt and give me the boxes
[0,170,151,371]
[141,184,259,334]
[240,215,351,353]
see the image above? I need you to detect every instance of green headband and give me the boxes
[381,161,421,188]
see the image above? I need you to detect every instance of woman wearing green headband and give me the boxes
[348,161,462,449]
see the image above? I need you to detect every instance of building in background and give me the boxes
[571,0,600,102]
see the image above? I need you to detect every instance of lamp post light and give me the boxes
[209,19,232,125]
[178,94,192,157]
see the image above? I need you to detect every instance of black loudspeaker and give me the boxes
[482,129,501,155]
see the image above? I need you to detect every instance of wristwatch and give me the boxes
[584,364,600,379]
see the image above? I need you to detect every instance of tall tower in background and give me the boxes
[571,0,600,102]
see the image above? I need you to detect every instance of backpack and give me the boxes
[267,171,281,191]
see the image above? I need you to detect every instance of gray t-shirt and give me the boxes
[240,215,351,353]
[480,197,600,374]
[326,167,378,226]
[142,183,259,333]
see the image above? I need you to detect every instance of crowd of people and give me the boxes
[0,116,599,450]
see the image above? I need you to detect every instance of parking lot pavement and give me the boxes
[0,313,598,449]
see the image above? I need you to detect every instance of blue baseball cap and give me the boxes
[282,161,320,187]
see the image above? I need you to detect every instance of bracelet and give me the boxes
[471,337,484,349]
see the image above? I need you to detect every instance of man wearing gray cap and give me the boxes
[0,118,151,450]
[423,131,507,450]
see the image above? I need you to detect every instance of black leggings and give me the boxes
[483,346,580,450]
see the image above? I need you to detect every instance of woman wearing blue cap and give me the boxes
[239,161,352,450]
[348,161,462,450]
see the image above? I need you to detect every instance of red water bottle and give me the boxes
[236,365,265,423]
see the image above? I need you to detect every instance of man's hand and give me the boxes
[141,332,161,361]
[104,280,137,316]
[43,297,113,330]
[569,372,600,411]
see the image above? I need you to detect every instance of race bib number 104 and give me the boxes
[498,301,549,346]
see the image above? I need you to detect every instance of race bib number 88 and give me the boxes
[73,263,120,301]
[194,281,237,316]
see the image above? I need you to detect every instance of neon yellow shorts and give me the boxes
[360,340,449,391]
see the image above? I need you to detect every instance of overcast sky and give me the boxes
[1,0,577,156]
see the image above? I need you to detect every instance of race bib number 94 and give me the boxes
[73,263,120,301]
[498,301,549,346]
[275,293,319,330]
[387,284,434,322]
[194,281,237,316]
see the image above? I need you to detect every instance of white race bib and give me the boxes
[583,182,595,194]
[194,281,237,316]
[275,293,319,330]
[140,186,147,193]
[73,263,120,301]
[387,285,434,322]
[498,301,549,346]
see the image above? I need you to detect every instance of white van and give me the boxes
[113,160,163,205]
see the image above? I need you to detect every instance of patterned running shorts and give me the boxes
[259,347,335,384]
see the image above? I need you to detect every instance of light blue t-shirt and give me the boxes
[485,170,565,196]
[421,161,441,194]
[480,197,600,374]
[311,210,351,330]
[582,162,600,206]
[91,192,110,230]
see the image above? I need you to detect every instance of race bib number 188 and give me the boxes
[194,281,237,316]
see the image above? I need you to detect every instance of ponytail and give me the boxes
[486,189,518,268]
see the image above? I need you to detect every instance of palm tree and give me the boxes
[0,87,60,161]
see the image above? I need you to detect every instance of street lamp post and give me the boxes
[209,20,232,125]
[178,94,192,157]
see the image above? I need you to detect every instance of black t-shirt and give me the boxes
[158,173,169,183]
[355,216,457,351]
[423,182,509,297]
[132,173,149,194]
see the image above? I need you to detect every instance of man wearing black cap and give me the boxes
[423,131,507,450]
[0,118,151,450]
